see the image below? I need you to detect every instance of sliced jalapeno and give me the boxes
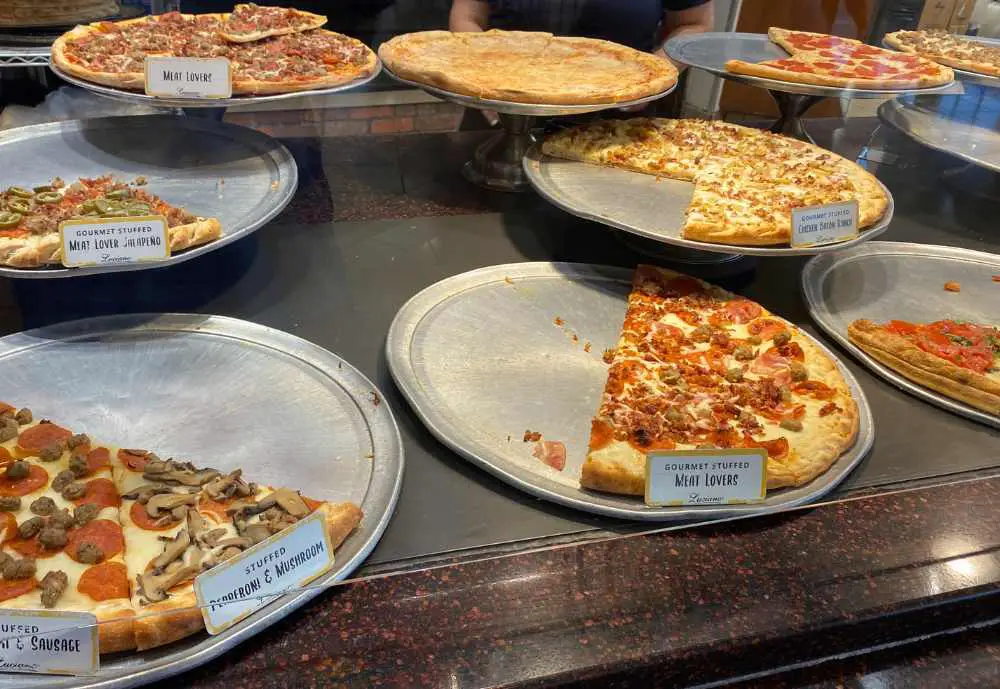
[6,186,32,199]
[34,191,61,204]
[32,185,53,193]
[79,199,97,213]
[6,199,31,215]
[0,211,23,229]
[95,198,117,215]
[104,189,132,200]
[126,202,151,213]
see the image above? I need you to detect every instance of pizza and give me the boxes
[725,27,953,89]
[885,30,1000,78]
[848,319,1000,416]
[0,176,221,269]
[582,265,859,496]
[219,3,326,43]
[541,118,888,246]
[0,0,119,28]
[52,10,377,96]
[378,30,677,105]
[0,402,363,652]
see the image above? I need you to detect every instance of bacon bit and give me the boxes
[523,430,542,442]
[944,281,961,292]
[369,391,380,407]
[602,348,616,364]
[134,176,147,186]
[504,276,514,285]
[992,275,1000,283]
[571,333,579,343]
[554,317,565,326]
[819,402,840,417]
[584,342,592,353]
[532,441,566,471]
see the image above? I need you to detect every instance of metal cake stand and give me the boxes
[667,32,960,143]
[383,65,676,192]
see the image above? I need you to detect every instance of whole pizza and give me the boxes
[725,27,954,89]
[885,29,1000,78]
[0,402,362,652]
[52,6,378,96]
[541,118,888,246]
[378,30,678,105]
[582,265,859,495]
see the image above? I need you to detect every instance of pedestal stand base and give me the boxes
[614,232,757,279]
[768,92,824,143]
[462,113,536,192]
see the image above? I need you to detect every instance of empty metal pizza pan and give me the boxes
[802,241,1000,429]
[523,144,895,256]
[0,115,296,279]
[0,313,404,688]
[386,262,874,521]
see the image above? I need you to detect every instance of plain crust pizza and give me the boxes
[52,9,377,96]
[885,29,1000,78]
[0,403,363,652]
[378,30,677,105]
[726,27,953,89]
[541,118,888,246]
[849,319,1000,416]
[582,266,859,496]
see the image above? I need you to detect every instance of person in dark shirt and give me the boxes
[449,0,714,59]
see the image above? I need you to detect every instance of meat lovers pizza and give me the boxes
[0,402,363,652]
[378,30,677,105]
[848,318,1000,416]
[0,176,221,269]
[885,30,1000,78]
[725,27,953,89]
[52,8,377,96]
[541,118,888,246]
[581,265,860,496]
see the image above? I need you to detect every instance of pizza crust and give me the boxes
[724,58,949,89]
[95,605,137,653]
[848,319,1000,416]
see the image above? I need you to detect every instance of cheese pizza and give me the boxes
[885,30,1000,78]
[0,0,119,28]
[582,266,859,495]
[726,27,953,89]
[541,118,887,246]
[0,403,363,652]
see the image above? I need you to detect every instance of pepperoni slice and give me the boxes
[0,512,16,541]
[759,437,790,459]
[118,449,149,472]
[747,318,788,340]
[0,578,36,603]
[78,562,129,601]
[589,419,615,451]
[0,447,11,465]
[6,535,56,559]
[66,519,123,563]
[86,447,111,474]
[760,403,806,422]
[0,464,48,496]
[792,381,836,400]
[129,501,175,531]
[74,478,119,509]
[671,309,702,326]
[532,440,567,471]
[0,402,13,415]
[16,423,72,454]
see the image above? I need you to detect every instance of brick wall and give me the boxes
[225,101,464,138]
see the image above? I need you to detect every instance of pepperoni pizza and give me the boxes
[51,8,377,96]
[726,27,954,89]
[849,319,1000,416]
[0,404,363,652]
[582,266,859,496]
[885,30,1000,79]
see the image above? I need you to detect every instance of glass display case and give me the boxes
[0,1,997,688]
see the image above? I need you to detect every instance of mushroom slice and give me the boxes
[137,565,199,604]
[211,536,251,551]
[187,509,211,540]
[201,528,230,547]
[271,489,311,518]
[146,492,198,518]
[241,523,273,545]
[143,459,220,487]
[122,484,175,503]
[151,529,191,573]
[203,469,255,501]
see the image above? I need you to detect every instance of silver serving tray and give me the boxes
[878,92,1000,174]
[387,262,874,521]
[523,145,895,256]
[803,242,1000,428]
[0,314,404,688]
[667,32,961,97]
[382,65,677,117]
[50,61,382,109]
[0,116,296,279]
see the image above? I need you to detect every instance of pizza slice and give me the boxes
[884,30,1000,78]
[0,406,136,652]
[848,319,1000,415]
[0,176,222,269]
[218,3,326,43]
[581,266,860,495]
[111,448,362,650]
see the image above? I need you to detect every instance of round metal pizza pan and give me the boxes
[522,144,895,257]
[50,59,382,109]
[0,3,144,32]
[386,261,874,521]
[802,241,1000,429]
[881,34,1000,88]
[878,89,1000,175]
[667,32,961,98]
[0,313,404,689]
[0,115,296,279]
[381,64,677,117]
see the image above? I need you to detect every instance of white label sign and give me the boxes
[195,511,335,635]
[145,57,233,99]
[0,610,98,676]
[791,200,859,248]
[645,449,768,506]
[59,216,170,268]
